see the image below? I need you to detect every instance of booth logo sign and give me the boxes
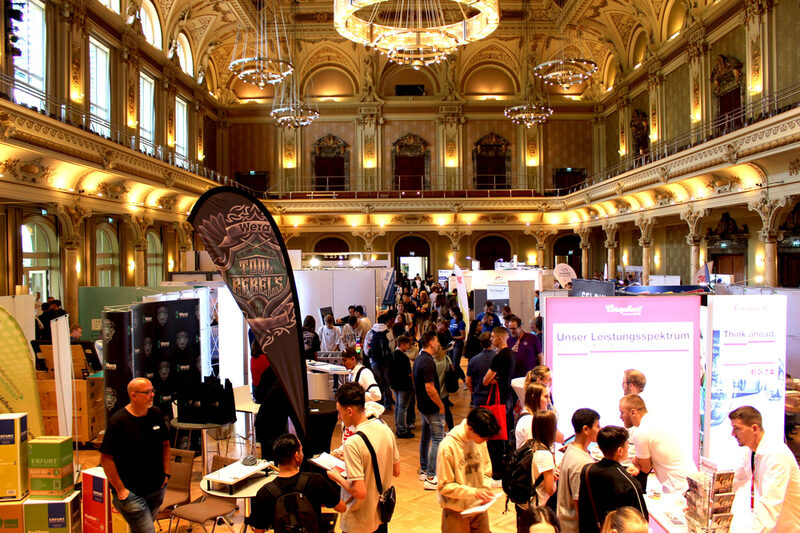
[604,304,643,316]
[102,319,115,341]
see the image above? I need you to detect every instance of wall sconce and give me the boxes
[654,252,661,268]
[75,260,81,274]
[755,275,764,284]
[283,155,296,169]
[70,89,83,103]
[756,252,765,269]
[691,109,701,122]
[127,117,138,128]
[699,251,705,265]
[363,158,377,169]
[448,254,454,265]
[528,253,537,265]
[167,136,176,147]
[622,251,628,266]
[168,258,175,271]
[198,153,206,162]
[445,158,457,168]
[128,259,136,272]
[526,155,539,167]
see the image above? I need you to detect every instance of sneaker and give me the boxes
[396,432,415,439]
[423,477,437,490]
[418,470,428,481]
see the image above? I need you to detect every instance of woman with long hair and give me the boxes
[515,410,558,533]
[529,506,561,533]
[600,507,648,533]
[515,383,550,448]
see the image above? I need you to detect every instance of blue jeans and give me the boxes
[419,412,445,479]
[112,487,166,533]
[393,389,412,434]
[371,360,393,409]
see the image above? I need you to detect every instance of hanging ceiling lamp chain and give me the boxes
[229,0,293,88]
[532,26,597,90]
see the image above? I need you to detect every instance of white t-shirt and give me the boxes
[341,324,357,349]
[531,447,556,506]
[515,413,533,449]
[556,444,595,533]
[633,413,693,493]
[318,325,342,352]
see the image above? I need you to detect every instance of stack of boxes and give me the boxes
[81,468,130,533]
[0,414,28,533]
[685,469,735,532]
[24,435,80,533]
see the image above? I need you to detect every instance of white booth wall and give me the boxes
[294,269,379,324]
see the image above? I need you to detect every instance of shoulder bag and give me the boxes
[355,431,396,524]
[482,383,507,440]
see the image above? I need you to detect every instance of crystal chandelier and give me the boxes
[270,2,319,128]
[229,0,293,88]
[271,75,319,128]
[333,0,500,69]
[533,28,597,90]
[532,58,598,90]
[504,101,553,127]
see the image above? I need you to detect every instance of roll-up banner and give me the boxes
[102,310,133,418]
[189,187,308,438]
[0,306,43,437]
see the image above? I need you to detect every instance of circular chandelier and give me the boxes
[504,101,553,127]
[532,58,598,90]
[229,0,293,88]
[334,0,500,69]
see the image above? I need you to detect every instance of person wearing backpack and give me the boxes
[436,408,499,533]
[368,314,394,410]
[249,434,345,533]
[327,382,400,533]
[556,408,600,533]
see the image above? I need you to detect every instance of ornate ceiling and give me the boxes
[156,0,698,104]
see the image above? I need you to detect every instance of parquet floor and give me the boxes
[77,374,518,533]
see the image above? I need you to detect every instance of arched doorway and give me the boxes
[312,134,349,191]
[475,235,511,270]
[394,236,430,279]
[553,234,581,274]
[314,237,350,255]
[473,132,511,189]
[392,133,430,190]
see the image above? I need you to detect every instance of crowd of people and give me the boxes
[99,275,800,533]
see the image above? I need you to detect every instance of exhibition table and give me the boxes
[200,471,277,533]
[645,479,753,533]
[170,419,226,476]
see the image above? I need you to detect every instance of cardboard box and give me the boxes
[27,437,72,470]
[109,509,130,533]
[0,414,28,500]
[28,475,73,500]
[0,499,25,533]
[23,491,80,533]
[81,468,111,533]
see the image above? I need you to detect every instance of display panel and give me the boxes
[546,296,701,463]
[705,295,786,468]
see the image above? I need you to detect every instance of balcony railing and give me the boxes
[0,74,232,187]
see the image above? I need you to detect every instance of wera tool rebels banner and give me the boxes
[189,187,308,438]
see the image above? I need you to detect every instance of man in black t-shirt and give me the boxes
[481,327,515,477]
[250,434,344,533]
[412,332,446,489]
[100,378,170,533]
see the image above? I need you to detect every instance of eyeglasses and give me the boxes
[134,389,155,395]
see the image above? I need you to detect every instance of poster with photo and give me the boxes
[705,295,786,468]
[546,296,701,463]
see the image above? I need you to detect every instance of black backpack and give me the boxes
[502,439,537,506]
[370,331,392,365]
[266,474,319,533]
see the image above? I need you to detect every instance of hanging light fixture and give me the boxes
[229,0,293,88]
[533,28,597,90]
[333,0,500,69]
[270,1,319,128]
[505,0,553,127]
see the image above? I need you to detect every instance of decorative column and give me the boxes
[616,92,631,159]
[436,106,464,190]
[163,72,177,153]
[635,215,655,286]
[681,206,708,280]
[524,228,557,269]
[575,224,592,279]
[438,229,471,267]
[276,127,301,191]
[591,113,605,175]
[63,0,87,120]
[48,201,91,322]
[602,221,618,279]
[686,28,709,138]
[355,108,383,190]
[743,0,775,106]
[748,192,794,287]
[124,215,152,286]
[352,229,384,253]
[172,222,193,271]
[647,64,665,148]
[121,34,140,146]
[195,97,206,163]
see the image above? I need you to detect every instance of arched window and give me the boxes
[175,33,193,77]
[21,219,59,299]
[12,0,47,110]
[98,0,119,13]
[139,0,162,50]
[146,231,163,286]
[95,224,119,287]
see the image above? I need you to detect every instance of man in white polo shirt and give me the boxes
[619,394,694,493]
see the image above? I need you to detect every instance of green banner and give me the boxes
[0,306,43,437]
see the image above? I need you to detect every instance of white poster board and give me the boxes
[294,270,378,323]
[508,280,536,329]
[704,295,787,468]
[546,296,700,464]
[0,295,35,346]
[50,315,73,437]
[648,275,681,286]
[486,283,509,300]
